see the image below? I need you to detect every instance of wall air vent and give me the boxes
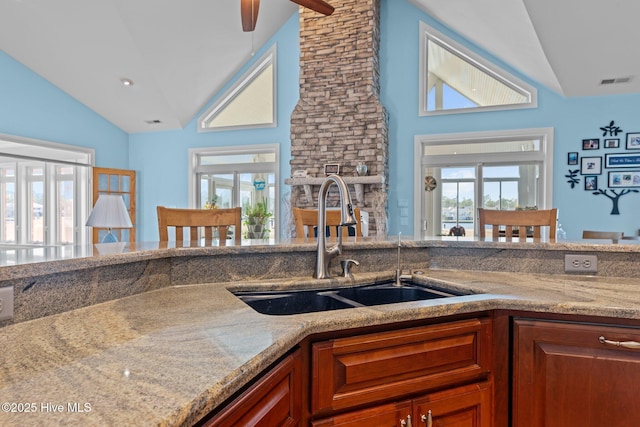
[600,77,632,85]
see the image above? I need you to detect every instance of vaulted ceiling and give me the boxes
[1,0,638,134]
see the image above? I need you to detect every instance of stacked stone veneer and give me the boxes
[290,0,388,235]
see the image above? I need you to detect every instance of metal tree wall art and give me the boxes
[600,120,623,137]
[592,188,639,215]
[565,169,580,188]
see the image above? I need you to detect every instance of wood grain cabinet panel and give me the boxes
[200,349,302,427]
[313,382,491,427]
[312,318,492,414]
[513,319,640,427]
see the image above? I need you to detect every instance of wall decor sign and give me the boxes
[608,170,640,188]
[568,152,578,165]
[580,156,602,175]
[604,138,620,148]
[604,153,640,168]
[582,139,599,150]
[584,176,597,190]
[626,132,640,149]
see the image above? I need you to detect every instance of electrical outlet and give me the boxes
[0,287,14,321]
[564,254,598,273]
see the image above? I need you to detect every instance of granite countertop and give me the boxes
[1,268,640,426]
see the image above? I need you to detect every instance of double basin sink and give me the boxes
[233,279,470,315]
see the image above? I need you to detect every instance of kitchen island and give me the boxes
[1,238,640,426]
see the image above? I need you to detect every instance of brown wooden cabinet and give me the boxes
[312,381,491,427]
[310,318,493,426]
[199,348,302,427]
[513,318,640,427]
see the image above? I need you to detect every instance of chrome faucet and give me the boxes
[315,174,357,279]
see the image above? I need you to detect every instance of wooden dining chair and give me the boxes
[582,230,623,241]
[157,206,242,245]
[293,207,362,239]
[478,208,557,239]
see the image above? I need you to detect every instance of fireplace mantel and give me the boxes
[285,175,385,205]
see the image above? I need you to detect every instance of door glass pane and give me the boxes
[57,166,74,244]
[1,167,16,243]
[441,180,475,236]
[29,166,44,244]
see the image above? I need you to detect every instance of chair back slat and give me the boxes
[293,207,362,239]
[157,206,242,245]
[478,208,557,239]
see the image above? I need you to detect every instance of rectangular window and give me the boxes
[190,145,279,240]
[415,129,553,238]
[0,135,93,246]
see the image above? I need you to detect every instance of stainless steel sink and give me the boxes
[233,280,468,315]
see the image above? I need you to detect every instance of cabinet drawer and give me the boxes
[202,349,302,427]
[312,318,492,414]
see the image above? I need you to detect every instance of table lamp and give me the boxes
[86,194,133,243]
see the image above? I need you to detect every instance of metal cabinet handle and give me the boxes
[599,335,640,349]
[421,410,432,427]
[400,415,413,427]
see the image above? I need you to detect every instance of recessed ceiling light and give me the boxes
[120,78,134,86]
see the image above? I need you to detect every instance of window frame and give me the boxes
[0,133,94,246]
[413,128,554,237]
[198,45,277,132]
[188,144,280,237]
[419,21,537,116]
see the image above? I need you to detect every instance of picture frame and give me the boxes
[568,152,578,165]
[626,132,640,149]
[604,138,620,148]
[605,153,640,168]
[584,175,597,191]
[580,156,602,175]
[582,139,599,150]
[323,163,340,176]
[608,170,640,188]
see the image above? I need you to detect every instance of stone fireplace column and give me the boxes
[289,0,389,236]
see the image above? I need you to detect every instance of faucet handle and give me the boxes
[341,259,360,278]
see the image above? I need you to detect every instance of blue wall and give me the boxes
[128,14,300,241]
[0,51,128,168]
[380,0,640,239]
[3,1,640,241]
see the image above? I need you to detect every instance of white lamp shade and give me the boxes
[86,194,133,229]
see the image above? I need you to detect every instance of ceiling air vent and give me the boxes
[145,119,162,125]
[600,77,632,85]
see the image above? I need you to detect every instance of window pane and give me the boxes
[29,166,44,244]
[426,38,529,112]
[1,167,16,243]
[57,166,74,244]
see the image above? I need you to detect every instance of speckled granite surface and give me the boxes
[3,237,640,326]
[1,267,640,426]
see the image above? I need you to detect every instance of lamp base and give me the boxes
[101,230,118,243]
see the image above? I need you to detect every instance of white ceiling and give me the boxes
[1,0,638,134]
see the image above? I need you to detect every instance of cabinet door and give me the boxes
[201,349,302,427]
[312,400,412,427]
[513,319,640,427]
[414,382,492,427]
[312,318,492,414]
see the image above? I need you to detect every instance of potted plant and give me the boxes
[243,199,273,239]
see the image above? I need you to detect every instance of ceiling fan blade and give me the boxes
[241,0,260,32]
[290,0,334,16]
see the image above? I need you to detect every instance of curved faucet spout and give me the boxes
[315,174,357,279]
